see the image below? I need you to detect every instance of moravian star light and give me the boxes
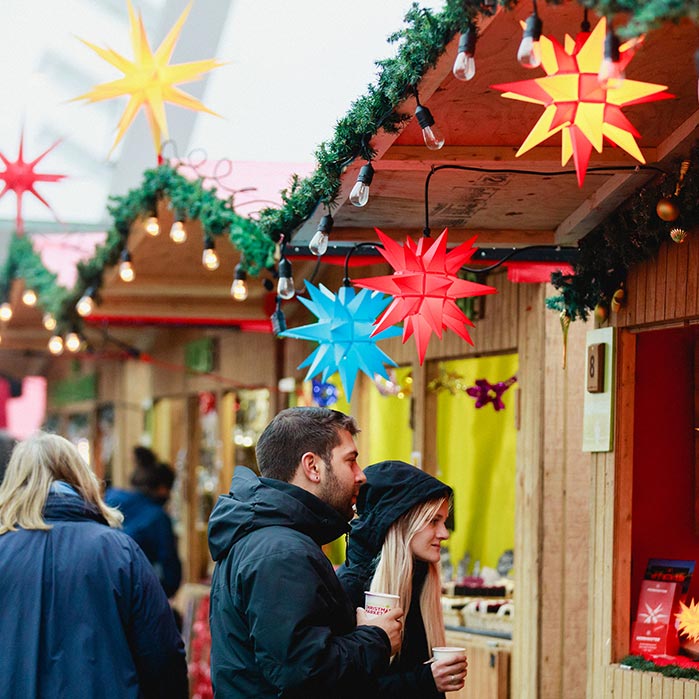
[280,282,401,401]
[74,0,222,156]
[353,229,497,364]
[491,18,673,186]
[0,133,66,234]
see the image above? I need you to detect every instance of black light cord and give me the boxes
[343,241,385,286]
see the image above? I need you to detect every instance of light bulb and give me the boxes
[65,332,81,353]
[43,313,56,331]
[277,258,295,300]
[76,294,95,317]
[170,220,187,243]
[202,246,220,271]
[453,25,477,81]
[518,10,543,69]
[119,259,135,282]
[309,214,333,256]
[598,28,624,88]
[145,216,160,236]
[349,163,375,207]
[22,289,37,306]
[309,230,329,256]
[231,263,248,301]
[0,302,12,322]
[414,105,445,150]
[48,335,64,355]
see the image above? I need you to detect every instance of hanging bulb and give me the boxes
[65,332,82,353]
[349,163,375,207]
[517,6,543,69]
[202,236,220,271]
[119,249,135,282]
[277,257,295,300]
[309,214,333,256]
[43,313,56,331]
[48,334,64,355]
[22,288,37,306]
[453,24,477,81]
[414,105,445,150]
[231,263,248,301]
[145,215,160,236]
[76,288,96,317]
[0,302,12,322]
[169,220,187,243]
[598,26,624,88]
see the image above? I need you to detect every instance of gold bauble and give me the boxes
[656,197,680,222]
[594,302,608,323]
[611,287,625,313]
[670,227,688,244]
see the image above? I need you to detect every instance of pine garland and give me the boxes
[0,233,67,318]
[546,145,699,321]
[620,654,699,682]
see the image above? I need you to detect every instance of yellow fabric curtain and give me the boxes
[435,354,518,574]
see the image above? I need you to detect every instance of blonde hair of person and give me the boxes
[0,432,123,535]
[369,497,448,656]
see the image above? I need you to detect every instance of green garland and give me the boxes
[60,163,275,329]
[0,233,67,318]
[619,654,699,682]
[582,1,699,37]
[547,145,699,321]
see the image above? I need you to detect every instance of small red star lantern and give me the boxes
[0,133,66,234]
[491,18,673,186]
[353,229,497,364]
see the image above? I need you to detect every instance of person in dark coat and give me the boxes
[337,460,468,699]
[208,407,404,699]
[106,451,182,598]
[0,432,188,699]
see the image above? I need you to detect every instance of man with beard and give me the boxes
[208,407,403,699]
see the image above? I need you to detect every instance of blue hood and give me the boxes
[208,466,350,562]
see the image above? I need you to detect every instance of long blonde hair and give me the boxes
[0,432,123,534]
[370,498,448,655]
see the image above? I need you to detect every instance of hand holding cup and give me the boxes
[429,646,468,693]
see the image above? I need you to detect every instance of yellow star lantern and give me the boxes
[75,1,222,156]
[492,18,672,186]
[677,600,699,643]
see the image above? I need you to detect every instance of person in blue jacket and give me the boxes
[208,407,404,699]
[337,460,468,699]
[0,432,188,699]
[106,448,182,598]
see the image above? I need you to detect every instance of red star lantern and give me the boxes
[0,133,66,234]
[491,18,673,186]
[353,229,497,364]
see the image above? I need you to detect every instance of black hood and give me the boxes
[353,460,452,553]
[208,466,351,562]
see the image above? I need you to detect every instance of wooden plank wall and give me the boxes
[587,233,699,697]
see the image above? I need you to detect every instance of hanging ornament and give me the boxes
[610,286,625,313]
[465,375,517,411]
[427,369,469,395]
[491,18,672,187]
[594,301,609,324]
[677,600,699,644]
[74,0,222,156]
[560,310,571,369]
[311,380,338,408]
[280,282,401,401]
[656,160,690,222]
[353,229,497,364]
[670,227,688,244]
[373,369,412,399]
[0,133,66,234]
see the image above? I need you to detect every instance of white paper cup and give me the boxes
[432,646,466,661]
[364,591,400,616]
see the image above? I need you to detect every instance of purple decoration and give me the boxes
[312,379,338,407]
[466,376,517,411]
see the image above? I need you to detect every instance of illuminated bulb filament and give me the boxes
[0,303,13,322]
[43,313,57,331]
[202,248,220,271]
[231,279,248,301]
[22,289,38,306]
[145,216,160,236]
[65,332,81,353]
[119,260,135,283]
[48,335,64,355]
[170,221,187,243]
[76,295,95,317]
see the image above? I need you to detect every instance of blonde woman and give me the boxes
[338,460,468,698]
[0,432,187,699]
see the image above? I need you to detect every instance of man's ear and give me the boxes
[299,451,321,483]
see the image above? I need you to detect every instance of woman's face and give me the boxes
[410,500,450,563]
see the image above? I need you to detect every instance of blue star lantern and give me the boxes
[281,282,401,401]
